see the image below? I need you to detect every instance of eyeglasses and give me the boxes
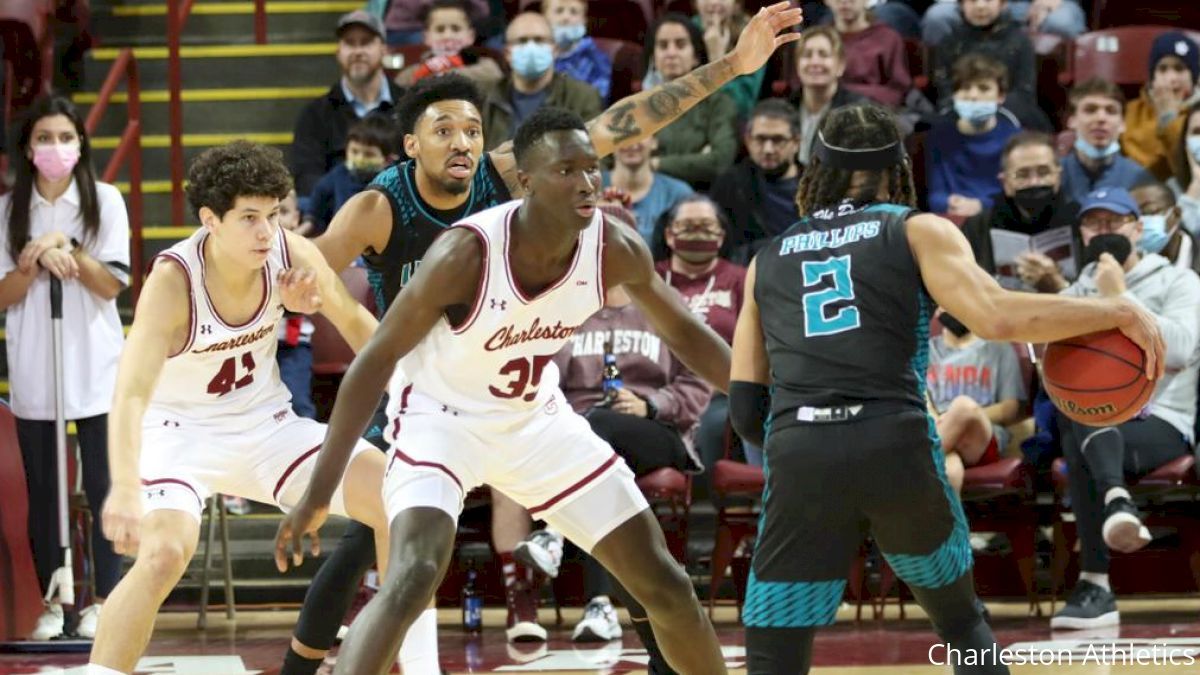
[749,134,796,148]
[1006,164,1058,185]
[671,219,721,232]
[1079,215,1137,233]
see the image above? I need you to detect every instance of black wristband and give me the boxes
[730,380,771,448]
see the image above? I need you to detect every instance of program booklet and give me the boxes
[991,226,1077,290]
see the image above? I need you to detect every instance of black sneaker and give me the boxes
[1050,580,1119,630]
[1102,496,1152,553]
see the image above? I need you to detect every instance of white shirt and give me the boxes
[0,179,129,420]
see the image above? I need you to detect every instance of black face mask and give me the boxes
[937,312,971,338]
[1084,233,1132,266]
[1012,185,1056,216]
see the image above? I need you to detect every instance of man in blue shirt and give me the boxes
[1060,78,1155,203]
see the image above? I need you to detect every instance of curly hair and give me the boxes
[185,140,292,219]
[395,73,485,136]
[795,103,916,214]
[513,106,588,168]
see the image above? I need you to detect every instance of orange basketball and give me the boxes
[1042,329,1153,426]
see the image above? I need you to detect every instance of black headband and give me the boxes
[813,132,907,171]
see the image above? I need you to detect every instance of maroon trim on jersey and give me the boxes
[387,384,413,450]
[141,477,203,511]
[391,448,464,494]
[503,206,584,304]
[278,227,292,269]
[196,233,272,330]
[527,453,619,517]
[449,223,491,334]
[151,252,196,357]
[596,216,607,309]
[272,443,323,502]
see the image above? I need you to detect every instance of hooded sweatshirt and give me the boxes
[1062,252,1200,439]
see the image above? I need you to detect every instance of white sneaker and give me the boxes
[76,603,102,638]
[572,596,622,643]
[514,529,564,579]
[30,603,64,640]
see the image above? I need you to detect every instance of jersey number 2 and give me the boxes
[489,355,553,402]
[207,352,256,396]
[802,256,860,336]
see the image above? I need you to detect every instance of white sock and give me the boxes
[86,665,125,675]
[396,607,440,675]
[1104,487,1132,506]
[1079,572,1111,591]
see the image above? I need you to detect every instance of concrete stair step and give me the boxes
[92,131,291,181]
[76,86,324,137]
[92,0,359,46]
[85,44,338,90]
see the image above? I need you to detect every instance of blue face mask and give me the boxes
[552,23,586,47]
[1187,135,1200,165]
[511,42,554,79]
[1074,136,1121,160]
[1139,214,1176,254]
[953,99,998,127]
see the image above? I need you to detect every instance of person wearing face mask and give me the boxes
[927,54,1021,217]
[542,0,612,103]
[1046,186,1200,631]
[1168,102,1200,237]
[962,132,1082,287]
[479,12,602,151]
[1131,181,1200,274]
[1060,79,1156,205]
[1122,32,1200,183]
[0,96,129,641]
[393,0,503,88]
[926,310,1027,495]
[302,114,400,235]
[930,0,1036,113]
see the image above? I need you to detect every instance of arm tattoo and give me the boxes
[692,58,735,94]
[605,101,641,144]
[646,80,696,121]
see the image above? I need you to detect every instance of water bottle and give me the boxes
[462,568,483,633]
[599,336,623,406]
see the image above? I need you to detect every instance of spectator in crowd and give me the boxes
[291,11,404,202]
[789,26,869,166]
[711,99,802,262]
[393,0,504,88]
[275,188,316,418]
[962,131,1081,282]
[479,12,603,151]
[927,53,1021,217]
[0,96,129,641]
[927,310,1027,494]
[1049,187,1200,631]
[642,13,738,188]
[372,0,488,46]
[827,0,912,108]
[1062,79,1157,204]
[930,0,1037,119]
[863,0,924,39]
[1169,101,1200,236]
[694,0,768,119]
[543,0,613,103]
[654,195,754,479]
[923,0,1085,46]
[1123,32,1200,183]
[1130,181,1200,274]
[602,135,693,245]
[303,114,399,235]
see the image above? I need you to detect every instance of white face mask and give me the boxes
[1188,135,1200,165]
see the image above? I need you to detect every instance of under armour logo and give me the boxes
[162,420,180,428]
[273,410,289,423]
[439,404,459,416]
[200,325,213,335]
[490,299,507,310]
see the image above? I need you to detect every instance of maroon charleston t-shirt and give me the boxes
[655,258,747,345]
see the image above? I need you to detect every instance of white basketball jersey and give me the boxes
[146,227,292,423]
[389,199,606,418]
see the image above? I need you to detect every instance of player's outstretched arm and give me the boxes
[907,213,1165,380]
[488,1,803,188]
[282,231,380,352]
[729,259,772,447]
[311,190,393,272]
[103,260,190,555]
[606,220,732,392]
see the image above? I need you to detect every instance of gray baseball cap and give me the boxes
[336,10,385,40]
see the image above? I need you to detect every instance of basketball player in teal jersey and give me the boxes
[728,103,1165,673]
[281,4,806,673]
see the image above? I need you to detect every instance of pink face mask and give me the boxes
[32,143,81,181]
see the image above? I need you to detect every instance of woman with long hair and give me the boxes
[0,95,129,640]
[1169,102,1200,237]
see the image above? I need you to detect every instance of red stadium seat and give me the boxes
[1065,26,1200,89]
[591,37,645,101]
[636,467,692,563]
[1091,0,1200,32]
[310,267,377,376]
[0,0,53,110]
[706,457,764,619]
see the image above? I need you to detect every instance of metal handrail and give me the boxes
[83,48,144,302]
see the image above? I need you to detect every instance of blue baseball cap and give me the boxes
[1079,187,1141,219]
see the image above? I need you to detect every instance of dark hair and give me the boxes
[795,103,916,213]
[347,113,400,157]
[1000,130,1054,169]
[951,52,1009,94]
[1173,102,1200,191]
[512,106,588,168]
[394,73,485,136]
[645,13,708,73]
[1130,179,1177,207]
[5,95,101,261]
[185,140,293,220]
[1068,77,1125,114]
[420,0,473,27]
[650,193,733,261]
[748,98,801,138]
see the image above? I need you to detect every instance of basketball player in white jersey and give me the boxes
[275,108,733,674]
[85,142,396,675]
